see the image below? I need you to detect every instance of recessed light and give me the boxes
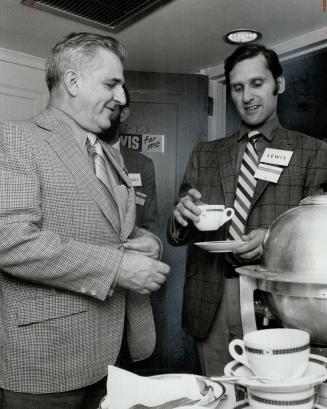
[223,29,262,45]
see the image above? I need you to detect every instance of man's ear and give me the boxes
[120,107,130,123]
[277,76,285,95]
[63,69,79,97]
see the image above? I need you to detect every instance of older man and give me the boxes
[167,44,327,376]
[0,32,170,408]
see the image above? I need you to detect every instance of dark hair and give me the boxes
[45,32,126,91]
[224,44,283,90]
[122,84,130,108]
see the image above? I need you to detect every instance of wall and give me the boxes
[0,47,48,121]
[278,48,327,141]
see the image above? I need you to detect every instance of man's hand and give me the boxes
[233,228,268,262]
[117,251,170,295]
[173,188,203,227]
[121,235,161,259]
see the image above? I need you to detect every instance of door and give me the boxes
[123,71,208,374]
[0,56,48,121]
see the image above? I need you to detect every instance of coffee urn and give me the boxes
[237,194,327,355]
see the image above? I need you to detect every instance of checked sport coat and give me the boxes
[0,109,155,393]
[167,124,327,339]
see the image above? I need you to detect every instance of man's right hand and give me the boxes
[117,251,170,295]
[173,188,203,227]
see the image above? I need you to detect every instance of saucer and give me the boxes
[224,354,327,392]
[194,240,244,253]
[232,400,325,409]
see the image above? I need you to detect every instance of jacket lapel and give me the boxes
[34,110,122,236]
[217,134,238,208]
[101,143,136,240]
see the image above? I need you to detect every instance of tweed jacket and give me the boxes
[0,109,155,393]
[120,144,158,232]
[167,125,327,339]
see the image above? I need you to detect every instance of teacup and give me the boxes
[229,328,310,380]
[194,205,234,231]
[317,381,327,407]
[234,400,325,409]
[248,387,315,409]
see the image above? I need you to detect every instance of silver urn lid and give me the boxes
[237,194,327,345]
[263,194,327,282]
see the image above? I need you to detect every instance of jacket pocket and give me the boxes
[16,296,87,326]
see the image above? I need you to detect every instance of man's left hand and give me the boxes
[232,228,268,262]
[121,236,161,260]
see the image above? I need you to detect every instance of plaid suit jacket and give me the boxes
[167,125,327,338]
[0,109,155,393]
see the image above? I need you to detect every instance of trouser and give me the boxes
[196,277,243,376]
[0,377,107,409]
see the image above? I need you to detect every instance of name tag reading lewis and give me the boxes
[128,173,142,187]
[260,148,293,166]
[255,148,293,184]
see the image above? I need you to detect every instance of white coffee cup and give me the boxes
[317,381,327,407]
[194,205,234,231]
[229,328,310,380]
[248,387,315,409]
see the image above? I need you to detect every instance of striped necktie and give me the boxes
[228,131,260,241]
[87,132,113,192]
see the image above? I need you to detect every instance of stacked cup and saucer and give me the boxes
[224,328,327,409]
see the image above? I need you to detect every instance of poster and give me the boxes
[120,133,165,153]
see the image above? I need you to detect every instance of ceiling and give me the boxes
[0,0,326,74]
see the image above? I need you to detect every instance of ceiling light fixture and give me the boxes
[223,29,262,45]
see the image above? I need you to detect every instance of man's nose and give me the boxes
[114,85,126,106]
[242,86,253,103]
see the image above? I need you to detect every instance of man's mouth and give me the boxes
[245,105,260,111]
[104,107,115,118]
[105,104,120,115]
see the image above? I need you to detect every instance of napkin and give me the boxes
[99,366,225,409]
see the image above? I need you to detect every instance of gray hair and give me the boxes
[45,32,127,91]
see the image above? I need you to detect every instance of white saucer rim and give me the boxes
[194,240,244,252]
[224,353,327,391]
[195,240,244,246]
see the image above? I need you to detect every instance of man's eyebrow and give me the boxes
[230,81,243,87]
[230,76,266,86]
[104,78,124,84]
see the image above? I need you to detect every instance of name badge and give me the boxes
[128,173,142,187]
[260,148,293,166]
[255,163,283,183]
